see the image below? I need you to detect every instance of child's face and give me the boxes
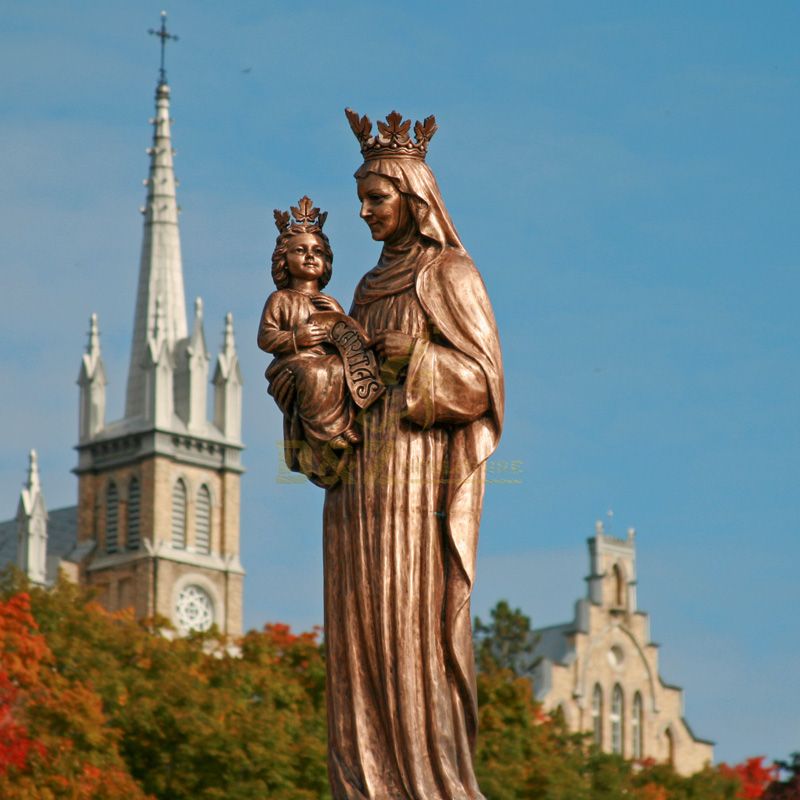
[285,233,327,285]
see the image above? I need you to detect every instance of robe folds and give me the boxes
[323,245,504,800]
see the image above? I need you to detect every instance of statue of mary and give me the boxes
[318,109,504,799]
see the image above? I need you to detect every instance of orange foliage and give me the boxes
[637,784,670,800]
[0,592,151,798]
[720,756,777,799]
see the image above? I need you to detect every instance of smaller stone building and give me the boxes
[532,523,713,775]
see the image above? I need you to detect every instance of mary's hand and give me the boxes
[372,330,416,364]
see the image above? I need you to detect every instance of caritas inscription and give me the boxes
[309,311,385,409]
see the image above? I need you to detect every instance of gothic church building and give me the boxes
[1,64,244,636]
[531,522,713,775]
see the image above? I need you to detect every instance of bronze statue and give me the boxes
[258,197,383,483]
[260,111,504,799]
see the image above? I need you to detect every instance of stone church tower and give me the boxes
[72,59,244,635]
[531,522,713,775]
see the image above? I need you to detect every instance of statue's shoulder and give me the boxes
[266,287,290,303]
[418,247,493,321]
[425,247,480,282]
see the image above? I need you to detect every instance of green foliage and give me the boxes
[474,599,539,676]
[0,580,779,800]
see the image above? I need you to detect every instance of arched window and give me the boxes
[665,727,675,766]
[172,479,187,549]
[632,692,644,759]
[592,683,603,747]
[611,684,624,754]
[127,478,140,550]
[195,485,211,554]
[613,563,625,607]
[106,482,119,553]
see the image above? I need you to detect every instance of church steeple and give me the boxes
[586,520,638,612]
[125,17,187,419]
[73,16,244,636]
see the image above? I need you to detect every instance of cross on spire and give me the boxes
[148,10,178,84]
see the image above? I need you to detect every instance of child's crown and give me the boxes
[345,108,438,162]
[274,196,328,233]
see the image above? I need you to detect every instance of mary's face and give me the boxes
[357,173,408,242]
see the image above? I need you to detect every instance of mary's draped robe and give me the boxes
[323,243,503,800]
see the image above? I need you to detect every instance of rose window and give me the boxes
[175,584,214,633]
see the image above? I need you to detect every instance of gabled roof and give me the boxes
[532,622,576,665]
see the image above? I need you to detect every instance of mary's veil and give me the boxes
[355,157,465,251]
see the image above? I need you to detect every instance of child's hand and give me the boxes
[295,322,327,347]
[311,295,339,312]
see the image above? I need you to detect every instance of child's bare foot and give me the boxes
[343,425,361,445]
[329,435,349,450]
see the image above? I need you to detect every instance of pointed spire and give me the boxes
[78,313,107,441]
[17,449,48,585]
[222,312,235,356]
[175,296,210,430]
[213,313,243,442]
[87,312,100,357]
[25,449,41,497]
[125,52,187,419]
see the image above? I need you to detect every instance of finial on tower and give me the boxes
[87,313,100,356]
[223,312,235,355]
[26,449,41,494]
[148,10,179,85]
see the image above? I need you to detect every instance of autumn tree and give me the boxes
[0,587,151,799]
[0,574,779,800]
[0,568,330,800]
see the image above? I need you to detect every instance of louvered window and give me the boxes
[172,479,187,549]
[106,482,119,553]
[127,478,141,550]
[195,485,211,554]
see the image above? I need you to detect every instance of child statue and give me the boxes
[258,196,382,484]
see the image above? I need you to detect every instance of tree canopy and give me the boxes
[0,574,789,800]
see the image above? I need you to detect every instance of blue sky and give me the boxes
[1,1,798,766]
